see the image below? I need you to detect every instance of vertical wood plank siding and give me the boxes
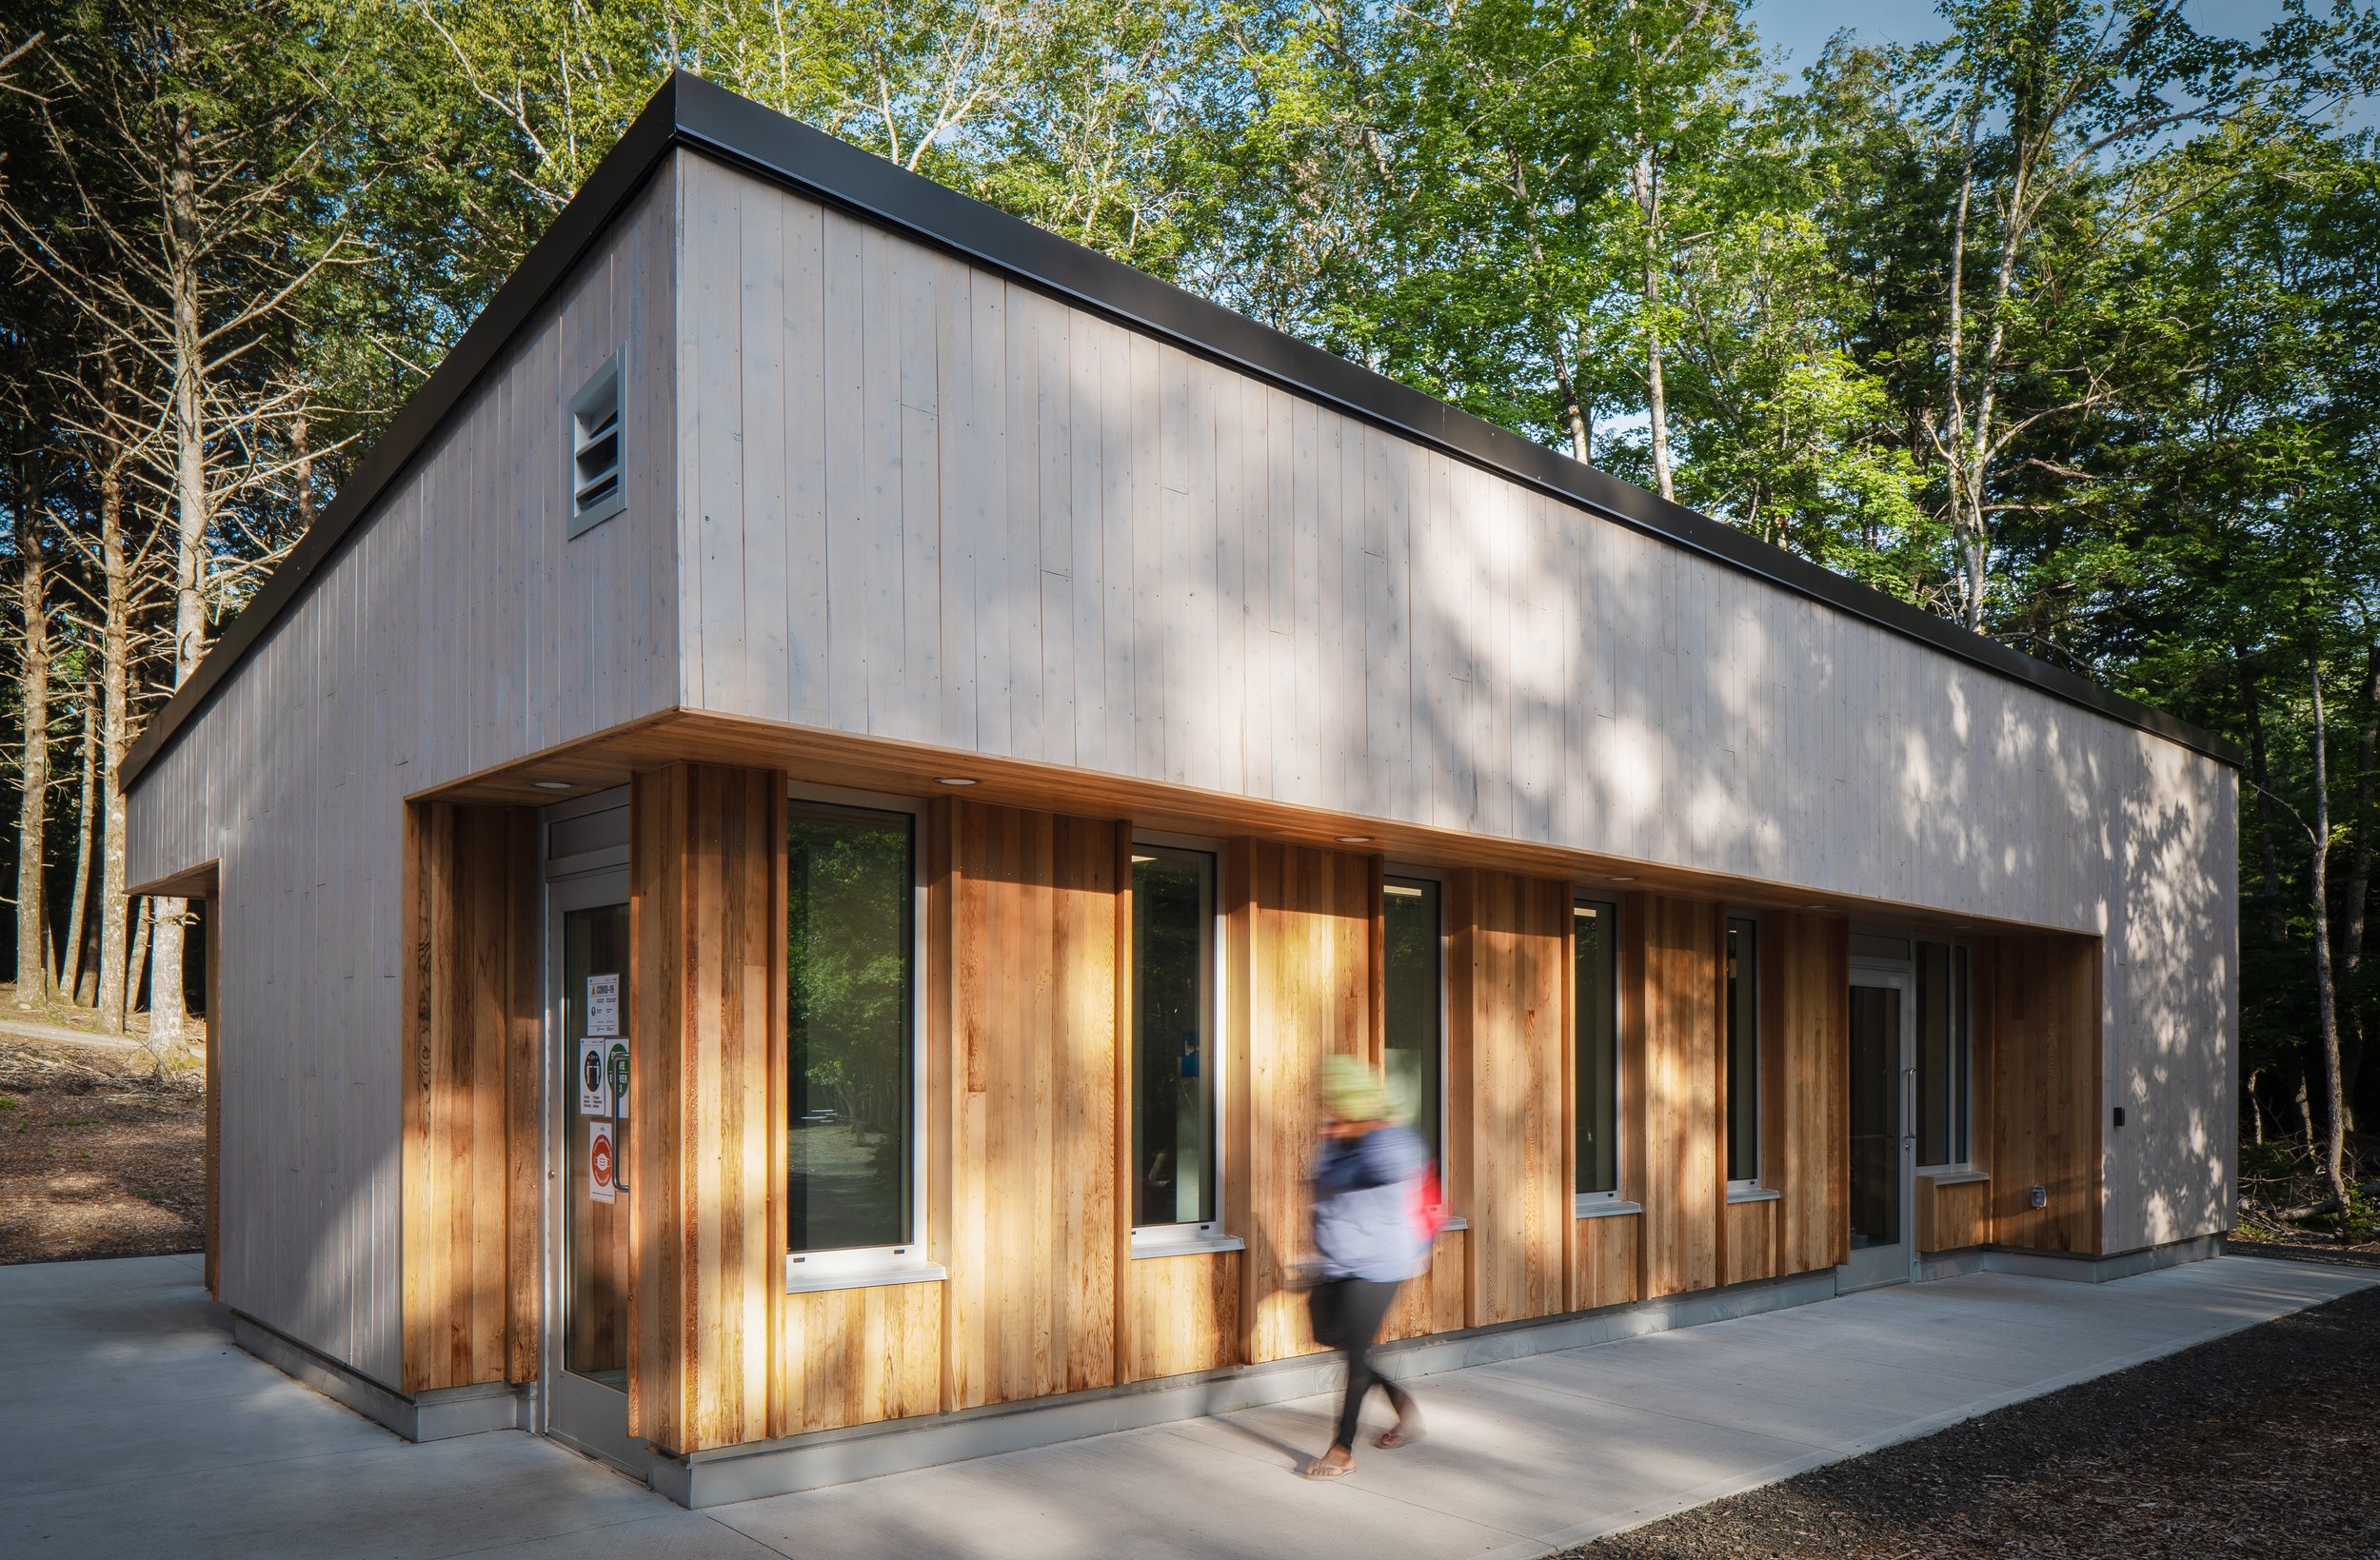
[629,762,786,1452]
[1916,1176,1993,1253]
[1636,897,1721,1299]
[1233,842,1375,1362]
[1451,871,1570,1326]
[399,802,538,1392]
[1985,935,2103,1254]
[1771,914,1850,1275]
[943,802,1120,1406]
[127,168,682,1382]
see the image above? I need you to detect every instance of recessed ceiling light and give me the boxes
[1336,835,1373,845]
[1608,875,1636,882]
[933,776,979,787]
[532,780,574,791]
[1805,902,1828,910]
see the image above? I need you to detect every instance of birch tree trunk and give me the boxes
[12,461,50,1007]
[57,694,94,1006]
[95,434,132,1036]
[2309,651,2348,1211]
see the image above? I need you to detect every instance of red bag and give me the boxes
[1413,1162,1451,1241]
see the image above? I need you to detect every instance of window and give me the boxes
[1382,877,1443,1165]
[1132,846,1217,1230]
[1725,918,1759,1186]
[1915,941,1972,1167]
[1575,898,1620,1200]
[786,801,914,1256]
[568,350,625,536]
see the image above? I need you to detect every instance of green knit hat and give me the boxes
[1321,1054,1392,1123]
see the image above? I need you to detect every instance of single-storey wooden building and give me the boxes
[124,74,2239,1506]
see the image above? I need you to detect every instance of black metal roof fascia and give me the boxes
[118,80,687,790]
[123,72,2238,790]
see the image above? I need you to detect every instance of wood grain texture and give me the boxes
[1721,1198,1777,1287]
[1233,842,1375,1363]
[628,762,786,1453]
[1984,935,2102,1254]
[1770,913,1849,1276]
[1122,1252,1241,1380]
[1451,870,1569,1327]
[1636,896,1721,1299]
[400,802,538,1393]
[1380,1230,1469,1341]
[1916,1175,1992,1253]
[204,885,221,1301]
[780,1282,943,1432]
[1571,1214,1641,1311]
[942,801,1119,1407]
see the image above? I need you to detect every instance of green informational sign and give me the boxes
[605,1041,629,1106]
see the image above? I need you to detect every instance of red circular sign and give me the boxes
[591,1129,614,1189]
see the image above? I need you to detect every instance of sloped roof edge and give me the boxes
[122,71,2237,790]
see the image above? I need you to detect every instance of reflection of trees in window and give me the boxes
[1576,902,1618,1195]
[1726,919,1758,1184]
[1133,850,1213,1227]
[787,804,912,1253]
[1383,879,1441,1163]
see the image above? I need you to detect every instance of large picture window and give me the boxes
[1132,846,1217,1230]
[1382,877,1443,1166]
[1575,898,1619,1199]
[1915,941,1972,1167]
[1725,918,1759,1186]
[786,802,914,1254]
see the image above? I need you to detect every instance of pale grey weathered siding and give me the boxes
[124,167,684,1384]
[664,154,2235,1250]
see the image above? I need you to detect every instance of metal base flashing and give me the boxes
[655,1268,1839,1509]
[230,1312,522,1443]
[1914,1233,2223,1285]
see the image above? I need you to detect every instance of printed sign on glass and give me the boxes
[588,1121,616,1204]
[586,973,620,1037]
[577,1038,610,1116]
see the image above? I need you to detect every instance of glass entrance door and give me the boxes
[544,866,651,1476]
[1842,970,1915,1290]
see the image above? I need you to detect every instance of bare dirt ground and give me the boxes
[1562,1259,2380,1560]
[0,1028,204,1265]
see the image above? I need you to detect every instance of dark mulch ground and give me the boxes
[0,1038,204,1263]
[1562,1259,2380,1560]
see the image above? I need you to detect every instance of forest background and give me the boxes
[2,0,2376,1218]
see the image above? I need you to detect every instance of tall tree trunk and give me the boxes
[125,895,149,1025]
[57,693,94,1005]
[94,425,132,1036]
[2240,656,2291,946]
[1632,147,1676,504]
[2337,642,2377,1130]
[2309,651,2348,1211]
[13,460,50,1007]
[154,95,207,1054]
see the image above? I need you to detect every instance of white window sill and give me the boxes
[1921,1167,1991,1186]
[1726,1185,1782,1205]
[1438,1214,1469,1234]
[783,1256,947,1294]
[1576,1197,1642,1219]
[1129,1229,1246,1259]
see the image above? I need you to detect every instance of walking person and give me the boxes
[1302,1054,1434,1479]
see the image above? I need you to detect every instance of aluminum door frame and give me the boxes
[1840,965,1917,1292]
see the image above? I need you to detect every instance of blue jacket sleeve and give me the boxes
[1312,1125,1426,1193]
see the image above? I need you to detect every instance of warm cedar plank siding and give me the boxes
[1984,935,2103,1254]
[1771,914,1851,1274]
[1634,897,1722,1299]
[780,1282,942,1433]
[943,802,1121,1406]
[1572,1214,1641,1311]
[629,763,786,1453]
[1230,841,1376,1362]
[1451,871,1570,1327]
[204,883,221,1301]
[1917,1176,1993,1254]
[1122,1251,1242,1380]
[400,803,539,1393]
[1381,1230,1471,1341]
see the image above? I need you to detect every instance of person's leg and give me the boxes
[1311,1278,1399,1472]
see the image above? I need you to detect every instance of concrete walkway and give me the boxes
[3,1254,2368,1559]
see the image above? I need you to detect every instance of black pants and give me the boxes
[1309,1276,1404,1450]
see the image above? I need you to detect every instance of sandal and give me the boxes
[1304,1453,1355,1479]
